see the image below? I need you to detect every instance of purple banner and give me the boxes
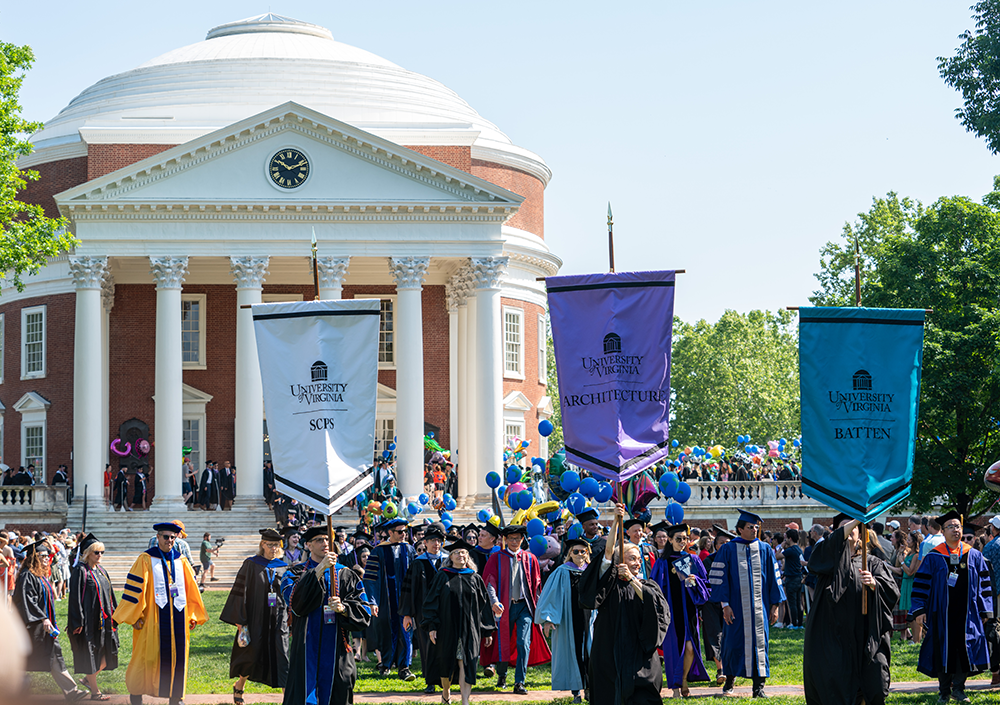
[546,270,675,482]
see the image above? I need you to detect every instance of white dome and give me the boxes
[32,14,548,182]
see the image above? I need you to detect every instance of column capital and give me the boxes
[447,263,473,312]
[68,256,108,289]
[230,256,270,289]
[471,256,508,290]
[317,256,351,289]
[389,256,430,290]
[149,256,189,289]
[101,269,115,312]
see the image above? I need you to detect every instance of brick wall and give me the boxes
[471,160,545,238]
[404,145,471,173]
[0,293,76,483]
[500,298,548,455]
[19,156,88,219]
[87,143,176,180]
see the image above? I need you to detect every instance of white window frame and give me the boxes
[375,416,396,458]
[262,293,304,303]
[22,423,45,482]
[21,305,46,380]
[537,313,547,385]
[503,306,525,380]
[0,312,5,384]
[356,295,397,370]
[182,416,204,472]
[181,294,207,370]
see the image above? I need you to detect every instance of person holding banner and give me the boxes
[803,514,899,705]
[364,518,417,681]
[580,504,670,705]
[708,510,785,698]
[650,523,710,697]
[909,510,996,704]
[281,526,371,705]
[575,507,607,561]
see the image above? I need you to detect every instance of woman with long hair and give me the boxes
[220,529,290,704]
[13,539,88,700]
[68,534,118,700]
[898,530,923,642]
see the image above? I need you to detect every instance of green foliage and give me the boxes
[939,0,1000,154]
[670,309,800,447]
[812,180,1000,517]
[544,323,563,452]
[0,42,77,291]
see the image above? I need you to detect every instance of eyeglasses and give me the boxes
[159,534,177,541]
[570,549,588,555]
[92,551,105,555]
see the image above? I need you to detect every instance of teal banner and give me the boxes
[799,307,925,522]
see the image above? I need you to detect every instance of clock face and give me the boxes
[268,149,310,189]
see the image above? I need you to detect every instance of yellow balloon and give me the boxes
[533,501,560,516]
[511,509,528,525]
[488,515,501,527]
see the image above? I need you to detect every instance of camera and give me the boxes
[215,537,226,547]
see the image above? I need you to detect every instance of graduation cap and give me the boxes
[78,533,100,554]
[462,523,480,537]
[624,518,646,532]
[936,510,963,528]
[563,538,591,552]
[501,524,528,536]
[711,524,736,540]
[352,529,373,542]
[666,523,690,537]
[443,538,477,554]
[376,518,409,532]
[283,526,301,538]
[300,526,329,544]
[23,539,51,558]
[480,522,501,538]
[424,523,447,541]
[259,528,283,542]
[832,512,854,529]
[650,521,670,536]
[576,507,599,523]
[736,509,763,525]
[153,522,184,535]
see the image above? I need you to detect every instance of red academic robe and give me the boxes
[481,548,552,668]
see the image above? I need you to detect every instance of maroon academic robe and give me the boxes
[480,548,552,668]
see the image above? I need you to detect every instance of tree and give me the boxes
[544,325,563,451]
[669,309,800,448]
[1,42,77,290]
[812,179,1000,518]
[938,0,1000,154]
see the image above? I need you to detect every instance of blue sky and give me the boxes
[5,1,998,322]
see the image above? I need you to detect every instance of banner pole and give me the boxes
[861,524,868,614]
[855,237,869,615]
[854,236,861,308]
[328,513,338,598]
[608,203,615,273]
[312,228,321,301]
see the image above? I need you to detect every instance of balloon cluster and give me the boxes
[664,433,802,471]
[657,470,691,523]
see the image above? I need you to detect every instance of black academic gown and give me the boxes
[282,560,370,705]
[421,568,497,685]
[580,556,670,705]
[199,468,220,506]
[113,470,129,508]
[68,563,119,675]
[803,528,899,705]
[14,569,67,672]
[132,472,146,504]
[400,553,445,685]
[219,467,235,504]
[220,556,290,687]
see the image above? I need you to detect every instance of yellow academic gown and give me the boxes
[112,548,208,700]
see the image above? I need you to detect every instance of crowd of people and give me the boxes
[3,503,1000,704]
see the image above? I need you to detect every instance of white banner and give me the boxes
[252,299,380,515]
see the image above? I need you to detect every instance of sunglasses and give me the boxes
[159,534,177,540]
[93,551,105,555]
[570,549,588,555]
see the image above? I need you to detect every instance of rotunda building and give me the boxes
[12,13,560,511]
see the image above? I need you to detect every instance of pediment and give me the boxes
[14,391,51,413]
[182,383,214,404]
[55,102,522,215]
[377,383,397,400]
[503,390,533,411]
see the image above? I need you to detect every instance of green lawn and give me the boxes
[25,592,993,699]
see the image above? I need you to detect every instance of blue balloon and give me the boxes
[793,439,801,447]
[579,477,600,499]
[382,450,391,459]
[595,481,614,503]
[486,471,501,489]
[418,493,430,505]
[780,437,787,446]
[518,490,534,511]
[529,535,549,557]
[407,502,421,516]
[498,485,507,500]
[567,523,584,539]
[477,509,493,523]
[659,472,680,498]
[443,493,453,503]
[780,452,788,459]
[531,457,545,470]
[506,465,522,484]
[527,518,546,537]
[547,508,563,522]
[440,511,452,524]
[356,492,366,504]
[388,443,396,451]
[666,502,685,523]
[428,432,435,438]
[523,439,531,447]
[671,439,679,448]
[507,492,518,509]
[674,481,692,504]
[560,470,581,493]
[538,419,554,437]
[567,492,587,515]
[444,497,457,511]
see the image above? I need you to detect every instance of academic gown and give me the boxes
[132,472,147,504]
[481,549,552,668]
[803,528,899,705]
[281,558,371,705]
[363,541,416,669]
[580,556,670,705]
[14,569,67,672]
[533,561,593,692]
[650,551,710,688]
[421,567,497,685]
[113,470,129,507]
[220,555,290,687]
[112,547,208,701]
[400,551,445,685]
[471,545,500,576]
[700,551,725,666]
[198,468,220,506]
[910,542,994,677]
[68,562,119,675]
[219,467,235,503]
[708,537,785,679]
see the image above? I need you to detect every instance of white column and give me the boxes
[465,282,479,494]
[231,256,269,503]
[389,256,430,499]
[70,256,108,508]
[150,256,189,509]
[453,263,474,498]
[100,270,115,472]
[471,256,508,497]
[446,278,460,495]
[317,256,350,300]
